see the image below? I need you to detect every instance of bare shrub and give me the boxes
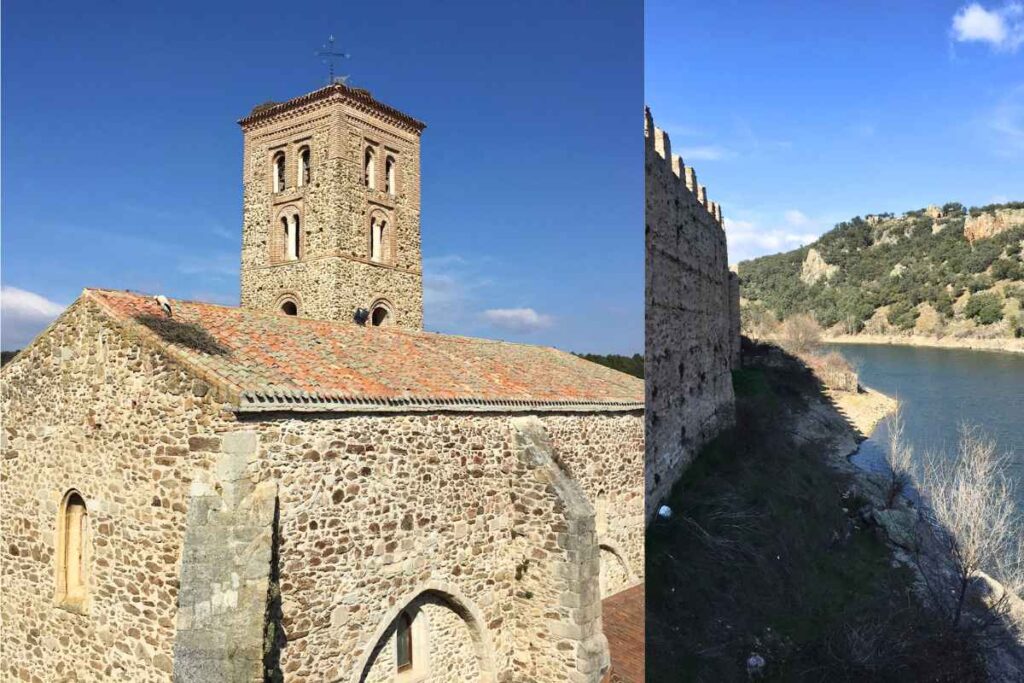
[741,302,778,339]
[808,350,858,392]
[916,424,1024,633]
[884,404,914,508]
[778,314,822,355]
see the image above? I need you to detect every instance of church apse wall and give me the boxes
[645,107,738,521]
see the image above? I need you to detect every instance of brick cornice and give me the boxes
[239,83,426,135]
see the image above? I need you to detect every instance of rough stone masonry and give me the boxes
[644,107,740,521]
[0,82,645,683]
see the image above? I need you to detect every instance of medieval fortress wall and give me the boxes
[1,300,644,682]
[645,108,739,520]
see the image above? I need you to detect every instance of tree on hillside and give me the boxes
[964,293,1004,325]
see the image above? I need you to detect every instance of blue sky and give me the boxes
[1,0,642,353]
[646,0,1024,264]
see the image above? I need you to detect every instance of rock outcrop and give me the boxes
[965,208,1024,243]
[800,248,838,285]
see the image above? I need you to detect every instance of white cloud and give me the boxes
[422,254,494,330]
[784,209,812,227]
[989,86,1024,154]
[951,2,1024,51]
[481,308,553,333]
[724,212,826,262]
[1,286,67,350]
[680,145,733,161]
[177,252,239,278]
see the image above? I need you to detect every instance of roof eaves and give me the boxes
[236,391,644,415]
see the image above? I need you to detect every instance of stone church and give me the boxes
[1,82,645,682]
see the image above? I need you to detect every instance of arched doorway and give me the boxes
[352,586,496,683]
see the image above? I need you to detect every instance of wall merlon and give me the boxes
[671,154,684,179]
[684,166,697,193]
[652,126,671,160]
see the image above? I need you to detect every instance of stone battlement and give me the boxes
[644,107,724,227]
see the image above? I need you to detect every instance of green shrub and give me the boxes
[963,292,1004,325]
[887,301,919,330]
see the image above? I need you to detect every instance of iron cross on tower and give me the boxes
[316,35,350,85]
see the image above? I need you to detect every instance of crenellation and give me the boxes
[643,109,724,229]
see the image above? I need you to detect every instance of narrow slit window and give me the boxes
[289,215,300,260]
[396,611,413,672]
[57,491,88,607]
[299,147,311,186]
[385,156,396,196]
[364,148,376,189]
[273,152,286,192]
[370,218,384,263]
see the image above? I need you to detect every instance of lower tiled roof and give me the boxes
[603,584,645,683]
[85,289,643,414]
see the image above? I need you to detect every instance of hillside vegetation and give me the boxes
[574,352,644,379]
[739,202,1024,341]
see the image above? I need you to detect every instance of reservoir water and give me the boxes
[832,344,1024,512]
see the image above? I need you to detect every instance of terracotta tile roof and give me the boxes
[84,289,643,414]
[602,584,645,683]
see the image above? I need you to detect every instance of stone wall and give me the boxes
[645,107,738,521]
[171,432,278,682]
[240,88,424,329]
[1,301,644,682]
[219,408,643,682]
[0,299,224,681]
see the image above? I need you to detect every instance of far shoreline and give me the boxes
[823,333,1024,356]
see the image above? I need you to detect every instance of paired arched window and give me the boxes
[56,490,88,609]
[385,156,396,196]
[274,150,286,191]
[370,217,388,264]
[364,147,376,189]
[298,146,311,187]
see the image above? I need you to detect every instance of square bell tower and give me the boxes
[238,82,426,329]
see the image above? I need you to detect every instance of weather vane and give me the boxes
[316,35,350,85]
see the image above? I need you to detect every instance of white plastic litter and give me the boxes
[657,505,672,519]
[746,653,766,676]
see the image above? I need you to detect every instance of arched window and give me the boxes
[289,214,301,260]
[385,156,396,196]
[274,150,286,191]
[371,306,389,326]
[281,300,298,316]
[364,148,376,189]
[298,147,311,186]
[396,611,413,672]
[370,218,386,263]
[56,490,88,608]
